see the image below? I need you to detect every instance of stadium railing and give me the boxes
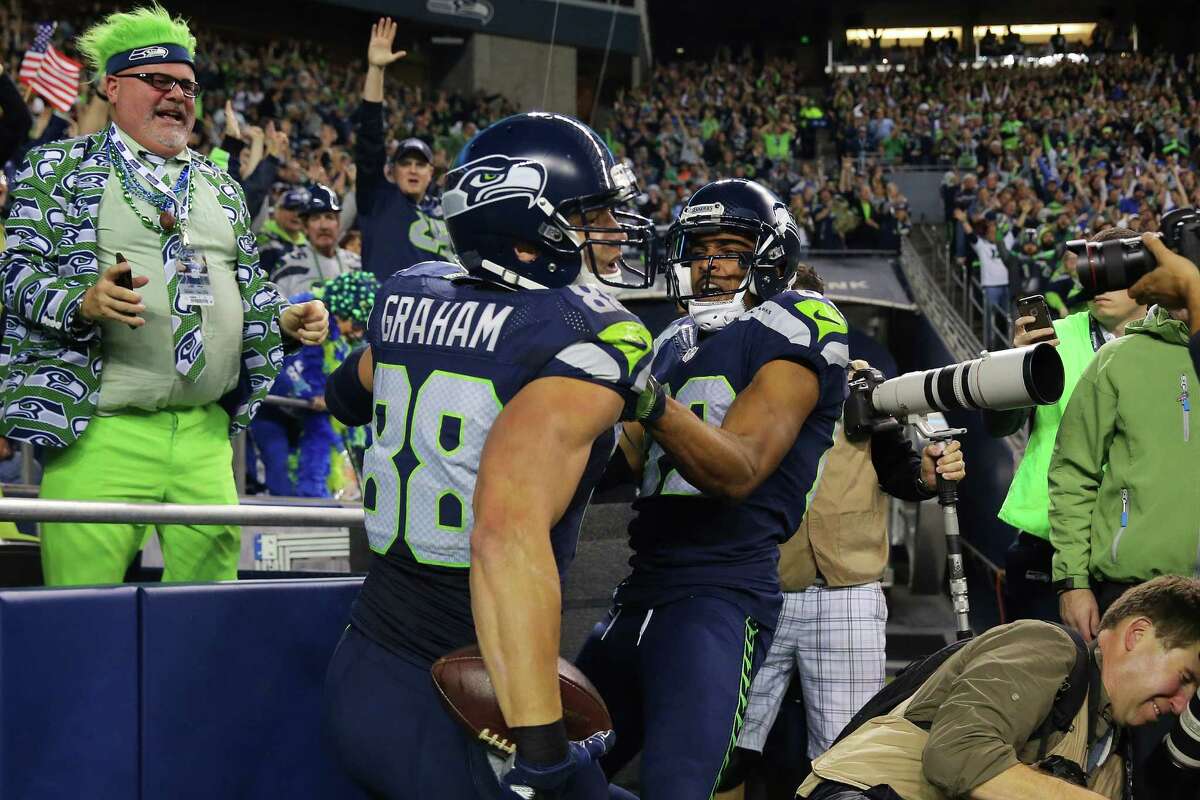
[913,223,1012,350]
[0,496,362,527]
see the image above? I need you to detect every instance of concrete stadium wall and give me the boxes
[890,170,948,226]
[442,32,578,116]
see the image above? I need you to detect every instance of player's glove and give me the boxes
[634,374,667,426]
[502,730,615,800]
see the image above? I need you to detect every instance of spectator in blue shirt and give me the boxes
[354,19,450,283]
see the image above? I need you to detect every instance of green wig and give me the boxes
[77,4,197,77]
[313,271,380,325]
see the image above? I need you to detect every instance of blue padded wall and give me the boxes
[138,578,366,800]
[0,586,139,800]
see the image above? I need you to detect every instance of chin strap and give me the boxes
[687,291,749,332]
[475,258,549,291]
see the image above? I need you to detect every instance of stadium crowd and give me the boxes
[0,0,518,232]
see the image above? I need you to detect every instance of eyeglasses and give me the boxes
[116,72,202,98]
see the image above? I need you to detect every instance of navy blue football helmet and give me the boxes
[442,112,655,290]
[664,179,804,331]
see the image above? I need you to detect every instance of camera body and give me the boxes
[1065,206,1200,296]
[844,366,900,441]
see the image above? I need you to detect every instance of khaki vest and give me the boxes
[797,693,1124,799]
[781,426,889,591]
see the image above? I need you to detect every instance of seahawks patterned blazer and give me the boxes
[0,131,287,448]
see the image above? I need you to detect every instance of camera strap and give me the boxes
[1034,626,1092,761]
[1089,315,1114,353]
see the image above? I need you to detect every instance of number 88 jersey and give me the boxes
[352,262,652,665]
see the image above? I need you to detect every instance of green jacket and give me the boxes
[1049,308,1200,587]
[0,131,288,448]
[256,218,307,250]
[999,312,1097,538]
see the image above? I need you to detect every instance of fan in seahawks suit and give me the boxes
[575,180,850,798]
[321,112,655,800]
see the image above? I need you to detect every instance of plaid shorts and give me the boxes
[736,583,887,758]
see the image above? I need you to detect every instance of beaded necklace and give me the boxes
[107,135,194,242]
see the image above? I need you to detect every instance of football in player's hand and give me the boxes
[431,645,613,755]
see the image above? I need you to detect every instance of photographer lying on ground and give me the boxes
[796,576,1200,800]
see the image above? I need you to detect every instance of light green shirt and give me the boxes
[95,127,243,414]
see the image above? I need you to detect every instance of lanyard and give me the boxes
[107,123,192,238]
[1089,315,1111,353]
[310,248,345,281]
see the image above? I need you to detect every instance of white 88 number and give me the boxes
[361,367,502,566]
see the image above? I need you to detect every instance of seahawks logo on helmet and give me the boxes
[442,155,548,219]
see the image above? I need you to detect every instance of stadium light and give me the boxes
[971,22,1096,41]
[845,26,962,46]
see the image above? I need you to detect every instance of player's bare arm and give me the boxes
[615,421,647,478]
[648,358,819,501]
[470,377,624,727]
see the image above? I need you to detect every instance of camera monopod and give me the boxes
[844,343,1066,641]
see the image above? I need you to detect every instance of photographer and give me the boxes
[1049,229,1200,799]
[1126,233,1200,376]
[798,577,1200,800]
[987,228,1147,622]
[729,356,964,793]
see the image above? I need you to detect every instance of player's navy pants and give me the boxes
[322,625,508,799]
[574,595,771,799]
[323,625,640,800]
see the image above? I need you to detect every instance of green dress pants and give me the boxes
[39,404,240,586]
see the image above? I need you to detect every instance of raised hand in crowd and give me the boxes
[306,161,330,186]
[363,17,406,104]
[241,125,265,180]
[265,120,289,163]
[223,99,241,141]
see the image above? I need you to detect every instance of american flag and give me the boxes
[18,22,81,113]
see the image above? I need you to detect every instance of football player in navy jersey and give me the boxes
[321,112,656,800]
[574,179,850,798]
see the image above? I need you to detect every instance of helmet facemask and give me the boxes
[665,213,789,331]
[545,162,656,290]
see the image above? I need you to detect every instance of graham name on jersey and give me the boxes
[378,294,513,352]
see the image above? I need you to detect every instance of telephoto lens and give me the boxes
[866,342,1065,420]
[1165,688,1200,771]
[1065,236,1156,296]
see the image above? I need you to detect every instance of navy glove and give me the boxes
[502,730,615,800]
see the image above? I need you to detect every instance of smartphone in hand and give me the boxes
[1016,294,1054,338]
[113,252,137,329]
[114,251,133,290]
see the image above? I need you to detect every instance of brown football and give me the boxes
[431,644,613,756]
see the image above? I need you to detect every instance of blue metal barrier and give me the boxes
[0,587,139,799]
[0,578,367,799]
